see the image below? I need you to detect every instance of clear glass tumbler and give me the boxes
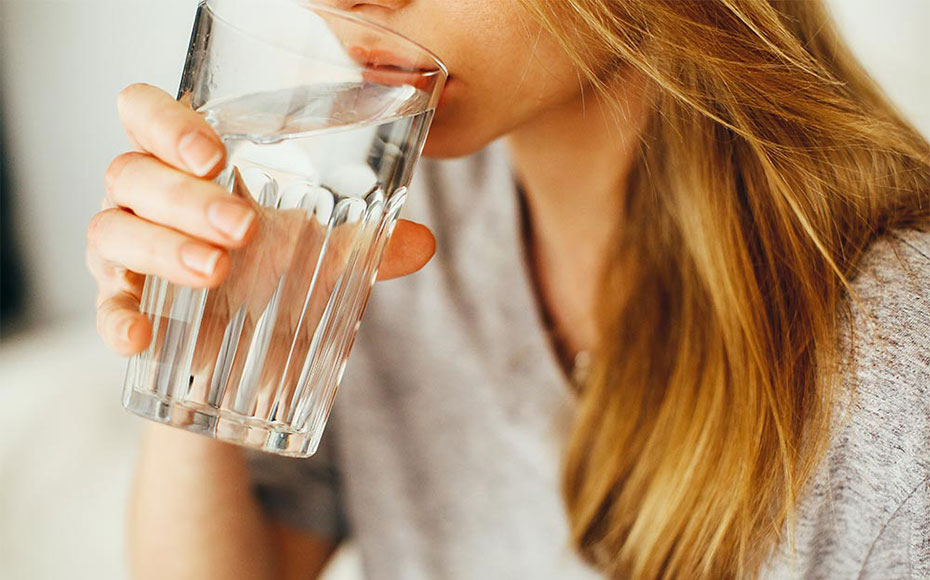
[122,0,446,457]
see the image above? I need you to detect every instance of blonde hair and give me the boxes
[520,1,930,577]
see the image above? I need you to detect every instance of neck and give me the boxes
[505,80,649,356]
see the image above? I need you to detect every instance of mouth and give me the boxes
[349,47,442,74]
[348,46,448,95]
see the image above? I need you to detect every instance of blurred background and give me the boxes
[1,1,928,578]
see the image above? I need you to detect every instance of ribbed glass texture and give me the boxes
[121,0,445,456]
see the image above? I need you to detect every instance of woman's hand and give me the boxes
[87,83,436,358]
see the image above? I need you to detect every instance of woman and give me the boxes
[86,0,930,578]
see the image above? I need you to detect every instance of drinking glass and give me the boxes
[122,0,446,457]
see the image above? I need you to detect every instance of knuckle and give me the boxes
[116,82,150,112]
[95,297,116,341]
[116,84,137,113]
[104,152,138,197]
[95,310,107,340]
[86,208,120,249]
[86,211,107,246]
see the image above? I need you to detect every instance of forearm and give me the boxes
[128,424,276,580]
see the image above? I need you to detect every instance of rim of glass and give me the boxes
[202,0,448,81]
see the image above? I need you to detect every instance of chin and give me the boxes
[419,106,499,159]
[421,134,486,158]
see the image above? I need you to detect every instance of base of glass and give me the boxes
[123,389,319,457]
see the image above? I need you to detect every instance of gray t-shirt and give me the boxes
[247,141,930,579]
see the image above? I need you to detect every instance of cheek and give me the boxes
[422,61,582,158]
[422,34,582,157]
[398,0,582,157]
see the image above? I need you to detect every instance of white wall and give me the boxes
[1,0,197,329]
[1,0,929,329]
[826,0,930,133]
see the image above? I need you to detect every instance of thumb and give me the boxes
[376,219,436,281]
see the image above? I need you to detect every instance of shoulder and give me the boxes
[844,229,930,573]
[842,228,930,510]
[763,228,930,578]
[845,228,930,429]
[849,227,930,339]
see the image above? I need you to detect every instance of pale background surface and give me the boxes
[0,1,927,578]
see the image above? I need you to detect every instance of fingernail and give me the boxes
[180,243,222,276]
[207,200,255,241]
[120,316,138,343]
[178,131,223,176]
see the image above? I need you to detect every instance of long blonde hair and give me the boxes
[520,1,930,577]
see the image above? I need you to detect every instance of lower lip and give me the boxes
[360,67,439,93]
[348,46,452,107]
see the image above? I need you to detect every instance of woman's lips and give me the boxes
[349,46,439,74]
[348,46,448,96]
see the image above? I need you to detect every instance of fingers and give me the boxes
[377,219,436,281]
[105,152,257,248]
[88,207,432,359]
[87,208,231,289]
[117,83,225,178]
[96,290,153,356]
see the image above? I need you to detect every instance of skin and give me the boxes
[86,1,648,578]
